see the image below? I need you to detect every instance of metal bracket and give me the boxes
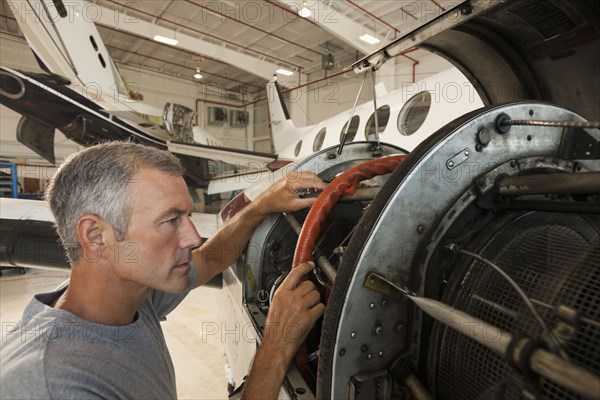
[446,148,471,170]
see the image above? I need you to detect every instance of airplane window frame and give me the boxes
[397,91,432,136]
[363,105,391,140]
[339,115,360,144]
[313,128,327,152]
[294,140,303,156]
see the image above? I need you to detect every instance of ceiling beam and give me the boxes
[92,3,292,81]
[276,0,384,56]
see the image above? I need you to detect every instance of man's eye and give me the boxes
[166,217,179,225]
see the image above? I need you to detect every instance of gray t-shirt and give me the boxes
[0,267,196,399]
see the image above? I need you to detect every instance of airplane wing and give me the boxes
[167,141,277,169]
[168,141,282,194]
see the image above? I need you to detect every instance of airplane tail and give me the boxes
[266,77,302,154]
[8,0,129,101]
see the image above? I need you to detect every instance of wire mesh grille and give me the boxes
[431,212,600,400]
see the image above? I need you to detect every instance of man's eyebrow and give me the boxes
[154,207,190,222]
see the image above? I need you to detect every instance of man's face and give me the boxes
[110,167,202,293]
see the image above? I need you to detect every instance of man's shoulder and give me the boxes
[1,317,53,399]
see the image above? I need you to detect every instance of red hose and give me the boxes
[290,154,407,386]
[292,154,407,268]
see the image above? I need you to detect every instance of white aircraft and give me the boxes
[170,68,483,194]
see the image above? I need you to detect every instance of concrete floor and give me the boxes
[0,267,229,399]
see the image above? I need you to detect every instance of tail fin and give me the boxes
[8,0,126,96]
[266,76,301,153]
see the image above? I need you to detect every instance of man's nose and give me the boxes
[180,218,202,248]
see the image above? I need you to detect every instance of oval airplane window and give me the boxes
[294,140,303,156]
[339,115,360,144]
[313,128,327,152]
[364,105,391,140]
[397,91,431,136]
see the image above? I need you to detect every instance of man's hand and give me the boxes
[263,261,325,364]
[193,172,326,287]
[242,262,325,399]
[254,171,327,214]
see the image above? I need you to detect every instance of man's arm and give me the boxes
[242,261,325,400]
[192,171,326,288]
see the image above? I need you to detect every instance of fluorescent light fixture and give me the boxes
[153,35,178,46]
[299,1,311,18]
[359,34,380,45]
[193,68,203,80]
[276,68,294,76]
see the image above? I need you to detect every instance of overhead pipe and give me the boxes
[346,0,401,37]
[430,0,447,12]
[401,52,420,83]
[184,0,323,57]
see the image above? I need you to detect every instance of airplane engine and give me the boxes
[222,101,599,399]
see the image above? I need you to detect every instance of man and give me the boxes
[0,142,327,399]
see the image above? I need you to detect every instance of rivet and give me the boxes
[378,351,384,357]
[381,299,388,308]
[339,348,346,356]
[397,323,404,333]
[373,325,383,335]
[417,225,425,234]
[361,345,368,353]
[464,150,470,157]
[447,160,455,168]
[367,353,373,360]
[369,302,376,309]
[351,331,356,338]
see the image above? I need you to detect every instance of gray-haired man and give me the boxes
[1,142,326,399]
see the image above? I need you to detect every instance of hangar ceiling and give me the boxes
[0,0,457,97]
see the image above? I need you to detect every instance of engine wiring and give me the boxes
[445,243,570,360]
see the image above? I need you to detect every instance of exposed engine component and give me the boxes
[225,102,600,399]
[163,102,195,143]
[16,116,56,164]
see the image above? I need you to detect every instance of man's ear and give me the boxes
[75,215,113,262]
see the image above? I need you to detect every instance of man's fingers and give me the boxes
[303,289,321,308]
[309,303,326,321]
[297,280,317,296]
[288,197,319,212]
[281,261,314,290]
[285,172,327,191]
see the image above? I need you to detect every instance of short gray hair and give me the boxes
[45,142,185,263]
